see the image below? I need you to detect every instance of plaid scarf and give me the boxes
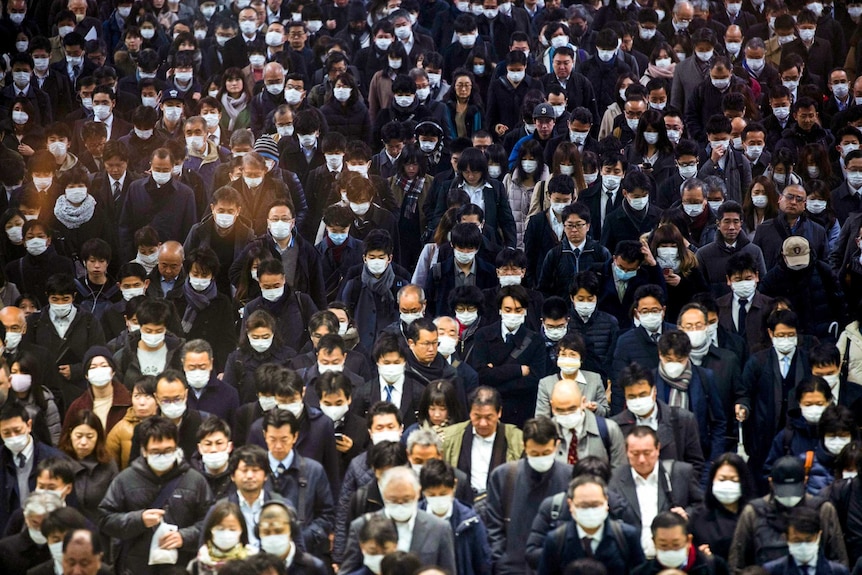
[396,175,425,219]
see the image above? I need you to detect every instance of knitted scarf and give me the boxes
[660,362,693,410]
[361,263,395,301]
[689,339,711,366]
[646,62,676,79]
[53,195,96,229]
[182,280,218,332]
[397,175,425,219]
[221,92,248,130]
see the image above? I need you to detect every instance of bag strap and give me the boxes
[550,491,566,522]
[595,416,611,453]
[841,336,852,382]
[803,451,815,478]
[151,475,183,511]
[294,292,309,337]
[501,462,519,530]
[509,334,533,361]
[608,520,629,559]
[296,456,308,523]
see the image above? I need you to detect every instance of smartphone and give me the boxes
[334,433,345,440]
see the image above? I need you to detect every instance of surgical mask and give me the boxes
[333,87,352,102]
[833,83,849,99]
[437,335,457,356]
[501,312,525,331]
[3,432,28,454]
[261,286,285,302]
[807,199,826,214]
[559,165,574,176]
[152,170,172,185]
[662,361,686,379]
[644,132,659,145]
[25,237,48,256]
[87,367,113,387]
[320,404,350,422]
[655,58,672,69]
[627,196,648,210]
[4,331,22,351]
[427,72,442,87]
[772,335,797,355]
[185,369,210,389]
[747,58,765,71]
[775,495,802,508]
[745,145,763,161]
[773,106,791,121]
[371,430,400,444]
[488,165,502,178]
[363,554,384,575]
[277,125,295,138]
[50,303,72,318]
[378,363,405,383]
[679,165,699,180]
[626,118,640,132]
[394,95,414,107]
[135,127,154,140]
[750,195,767,209]
[726,41,742,55]
[570,130,588,145]
[801,404,825,424]
[696,49,714,62]
[640,27,656,40]
[186,135,206,153]
[545,325,567,342]
[456,310,478,326]
[147,451,177,471]
[667,129,681,144]
[597,49,615,62]
[842,144,859,157]
[627,395,655,417]
[58,25,74,37]
[174,71,193,83]
[374,38,392,51]
[825,435,852,455]
[507,70,525,83]
[159,399,186,420]
[472,64,485,75]
[708,200,724,212]
[788,541,820,566]
[521,159,538,173]
[366,258,388,275]
[425,494,453,517]
[28,527,47,545]
[799,29,816,42]
[269,220,292,240]
[656,546,690,568]
[400,311,423,325]
[260,534,291,557]
[277,401,303,418]
[141,331,165,347]
[139,251,159,265]
[731,279,756,299]
[202,113,219,129]
[782,79,799,92]
[202,450,230,472]
[848,171,862,188]
[527,454,555,473]
[557,356,581,375]
[286,88,303,103]
[415,86,431,101]
[211,528,241,551]
[574,506,608,529]
[10,373,31,393]
[525,123,536,134]
[639,312,663,332]
[258,395,278,411]
[712,480,742,504]
[328,232,348,245]
[554,408,585,432]
[12,71,30,87]
[385,501,417,522]
[712,77,731,90]
[574,301,596,319]
[613,264,637,282]
[454,249,476,265]
[458,34,478,48]
[551,35,569,48]
[602,175,621,191]
[65,187,88,204]
[48,141,67,157]
[551,202,569,216]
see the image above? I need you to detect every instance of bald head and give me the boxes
[549,378,583,414]
[0,306,26,332]
[263,62,285,82]
[62,530,102,575]
[157,241,184,281]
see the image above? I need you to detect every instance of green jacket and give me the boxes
[441,421,524,468]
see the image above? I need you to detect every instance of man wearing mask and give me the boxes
[257,501,329,573]
[549,378,626,470]
[753,183,828,269]
[763,507,848,575]
[729,456,846,570]
[433,316,480,393]
[537,475,644,574]
[598,242,666,332]
[716,252,774,353]
[0,491,63,574]
[341,466,456,572]
[601,171,663,254]
[486,416,571,575]
[1,54,52,126]
[223,7,265,69]
[404,318,462,396]
[143,241,187,305]
[250,63,287,137]
[379,284,426,345]
[634,511,725,574]
[99,416,212,575]
[0,306,59,401]
[354,333,424,427]
[181,340,239,423]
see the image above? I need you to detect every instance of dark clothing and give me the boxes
[690,501,743,562]
[186,374,240,425]
[600,202,663,253]
[0,529,51,575]
[578,56,633,117]
[183,217,255,296]
[568,310,619,382]
[112,331,185,387]
[753,215,828,270]
[315,235,364,303]
[242,286,317,354]
[426,251,498,317]
[609,322,678,413]
[632,549,730,575]
[118,176,197,261]
[596,260,666,330]
[319,99,372,145]
[537,238,612,299]
[353,372,425,428]
[337,267,411,351]
[173,291,236,371]
[5,247,76,307]
[0,440,66,535]
[223,344,297,404]
[538,519,644,575]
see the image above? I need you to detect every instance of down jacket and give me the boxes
[503,166,549,250]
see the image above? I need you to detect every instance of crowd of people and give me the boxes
[1,0,862,574]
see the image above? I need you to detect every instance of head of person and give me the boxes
[416,379,463,430]
[357,514,399,575]
[468,387,501,438]
[257,500,300,558]
[262,408,299,462]
[522,417,560,473]
[202,500,248,554]
[626,426,661,477]
[706,453,754,511]
[197,416,233,474]
[651,511,692,569]
[58,409,109,463]
[405,317,439,365]
[568,475,610,534]
[0,400,32,454]
[379,466,420,524]
[770,455,806,508]
[367,401,404,445]
[229,444,269,496]
[137,416,180,475]
[785,507,823,568]
[34,457,75,501]
[61,529,103,575]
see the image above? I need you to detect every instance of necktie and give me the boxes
[72,65,80,78]
[505,333,514,345]
[16,453,25,468]
[276,462,286,477]
[781,355,791,378]
[737,298,748,335]
[616,279,626,302]
[604,191,614,217]
[385,385,394,403]
[567,432,579,465]
[572,247,581,273]
[113,180,121,201]
[650,332,660,343]
[581,536,594,558]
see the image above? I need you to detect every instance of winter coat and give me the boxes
[70,456,118,524]
[609,323,678,413]
[242,287,317,354]
[173,291,237,371]
[538,238,612,299]
[185,374,240,425]
[338,269,411,350]
[754,215,829,270]
[112,331,186,387]
[419,498,492,575]
[105,406,141,469]
[315,236,365,303]
[5,246,76,307]
[222,344,297,404]
[696,233,768,297]
[99,457,213,575]
[503,167,549,249]
[567,310,619,381]
[320,99,372,145]
[0,439,66,531]
[524,208,562,286]
[118,176,197,261]
[183,217,255,296]
[64,381,132,436]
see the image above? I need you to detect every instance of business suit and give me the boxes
[781,38,833,91]
[717,291,774,354]
[469,321,548,427]
[0,516,51,574]
[700,345,744,450]
[352,372,425,428]
[609,460,704,537]
[433,179,518,249]
[538,518,644,575]
[612,400,705,478]
[609,322,677,413]
[596,259,666,331]
[342,509,456,573]
[600,202,664,254]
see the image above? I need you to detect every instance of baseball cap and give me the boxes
[782,236,810,268]
[771,455,805,499]
[160,89,186,105]
[533,103,555,120]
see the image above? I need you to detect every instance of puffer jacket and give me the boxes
[838,321,862,386]
[419,498,492,575]
[567,309,619,381]
[19,389,61,446]
[105,407,140,469]
[99,457,213,575]
[503,166,549,250]
[71,456,119,524]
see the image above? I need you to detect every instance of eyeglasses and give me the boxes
[782,193,806,203]
[564,222,587,230]
[415,340,439,348]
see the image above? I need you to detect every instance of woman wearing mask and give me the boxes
[689,453,756,561]
[10,353,61,445]
[505,139,548,249]
[742,176,779,238]
[804,180,840,253]
[223,309,297,404]
[599,73,639,139]
[640,43,678,89]
[176,248,236,371]
[0,209,27,263]
[52,170,116,264]
[486,144,507,183]
[321,72,372,145]
[106,375,158,469]
[766,147,802,193]
[403,379,466,441]
[218,68,252,134]
[190,501,257,575]
[412,207,458,289]
[799,143,841,190]
[136,14,169,52]
[444,69,484,140]
[63,347,132,436]
[466,44,493,104]
[233,247,272,309]
[368,42,409,123]
[629,109,675,185]
[2,98,43,157]
[390,145,434,269]
[58,409,119,524]
[449,285,487,363]
[535,333,609,418]
[647,223,707,321]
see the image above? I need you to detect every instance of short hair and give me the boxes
[196,415,231,442]
[522,416,559,445]
[614,240,644,263]
[406,428,443,454]
[313,371,353,400]
[367,401,403,428]
[562,202,591,224]
[633,284,665,307]
[262,408,299,435]
[495,247,528,270]
[657,329,692,358]
[618,362,654,391]
[45,273,76,296]
[35,457,76,484]
[450,222,483,250]
[372,332,405,362]
[379,465,420,494]
[0,400,29,424]
[787,506,821,536]
[137,416,179,448]
[725,252,758,278]
[542,296,570,321]
[41,507,88,537]
[228,444,270,476]
[809,343,840,368]
[136,298,171,327]
[182,339,214,364]
[317,333,346,356]
[80,238,111,263]
[570,271,600,297]
[358,514,398,546]
[405,317,437,344]
[650,510,689,536]
[364,229,393,255]
[368,440,408,470]
[419,458,456,490]
[469,386,502,412]
[309,310,339,334]
[23,491,62,517]
[767,309,798,331]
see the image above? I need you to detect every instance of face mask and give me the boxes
[298,133,317,148]
[276,401,303,418]
[2,331,22,352]
[696,49,714,62]
[807,199,827,214]
[662,361,686,379]
[210,528,241,551]
[726,41,742,55]
[656,546,690,568]
[328,232,348,246]
[848,171,862,189]
[427,73,442,89]
[269,220,292,240]
[146,450,177,472]
[363,553,385,575]
[25,237,48,256]
[261,286,285,302]
[602,175,622,191]
[772,335,797,355]
[48,141,67,157]
[676,51,687,61]
[613,264,637,282]
[385,501,417,522]
[260,534,291,557]
[138,331,167,351]
[400,310,423,325]
[437,335,457,356]
[643,132,659,145]
[627,394,655,417]
[638,312,663,333]
[256,395,278,412]
[551,35,569,48]
[640,27,656,41]
[775,495,802,508]
[521,159,538,174]
[10,373,31,393]
[708,200,724,212]
[26,527,47,546]
[378,363,405,384]
[772,106,791,121]
[87,366,113,388]
[507,69,526,85]
[527,454,556,473]
[185,369,210,389]
[712,77,731,90]
[65,187,88,204]
[366,258,388,275]
[673,162,698,180]
[731,279,756,299]
[627,196,648,210]
[50,303,72,319]
[3,433,28,454]
[825,435,851,455]
[799,29,816,42]
[626,118,640,132]
[459,34,478,48]
[559,165,574,176]
[453,249,476,265]
[200,450,231,473]
[394,94,414,107]
[782,79,799,91]
[574,506,608,530]
[456,310,478,326]
[152,171,172,185]
[501,312,525,331]
[744,195,767,211]
[822,373,840,390]
[544,324,567,342]
[788,541,820,566]
[138,251,159,266]
[597,49,615,62]
[800,404,826,424]
[742,145,764,162]
[746,58,765,72]
[375,38,393,51]
[711,479,742,504]
[319,403,350,423]
[12,72,30,88]
[525,123,537,134]
[833,83,850,100]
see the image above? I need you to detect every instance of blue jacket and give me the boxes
[0,439,66,532]
[186,373,240,427]
[538,519,644,575]
[764,554,849,575]
[117,176,197,261]
[654,365,727,463]
[419,499,492,575]
[609,322,677,414]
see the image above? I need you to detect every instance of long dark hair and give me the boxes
[705,452,755,511]
[417,379,465,427]
[12,352,47,411]
[59,410,111,464]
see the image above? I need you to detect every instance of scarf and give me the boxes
[182,280,218,332]
[361,263,395,301]
[397,175,425,219]
[53,195,96,229]
[197,543,253,575]
[647,62,676,79]
[689,340,711,366]
[221,92,248,130]
[660,362,693,410]
[325,233,348,263]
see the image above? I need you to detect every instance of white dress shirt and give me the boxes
[576,522,604,553]
[633,463,660,557]
[379,375,404,408]
[471,431,496,492]
[393,513,416,551]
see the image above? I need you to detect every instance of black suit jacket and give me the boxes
[596,259,666,330]
[353,372,425,428]
[609,461,704,531]
[0,523,51,574]
[717,291,774,354]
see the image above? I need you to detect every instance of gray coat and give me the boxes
[535,371,609,418]
[550,409,627,472]
[695,233,767,297]
[341,509,456,573]
[697,149,752,205]
[670,57,711,113]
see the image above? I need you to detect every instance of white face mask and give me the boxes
[87,366,113,387]
[159,400,186,420]
[527,454,556,473]
[712,479,742,504]
[259,395,278,411]
[320,403,350,422]
[146,451,178,472]
[437,335,457,356]
[800,404,826,424]
[425,494,453,517]
[261,286,285,302]
[731,279,756,299]
[260,534,291,557]
[456,310,478,326]
[501,312,525,331]
[385,501,417,522]
[249,335,273,353]
[772,335,797,355]
[366,258,388,275]
[656,545,690,568]
[363,553,385,575]
[638,312,663,332]
[788,540,820,566]
[211,528,241,551]
[185,369,211,389]
[662,361,686,379]
[318,362,344,374]
[378,363,405,384]
[554,408,584,431]
[824,435,851,455]
[141,331,165,347]
[574,505,608,530]
[627,394,655,417]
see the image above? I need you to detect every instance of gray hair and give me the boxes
[379,466,421,495]
[704,176,728,199]
[406,428,443,454]
[745,37,766,51]
[181,339,214,362]
[680,177,706,198]
[673,1,692,15]
[24,492,63,517]
[230,128,255,147]
[567,4,593,24]
[397,284,426,304]
[690,0,710,11]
